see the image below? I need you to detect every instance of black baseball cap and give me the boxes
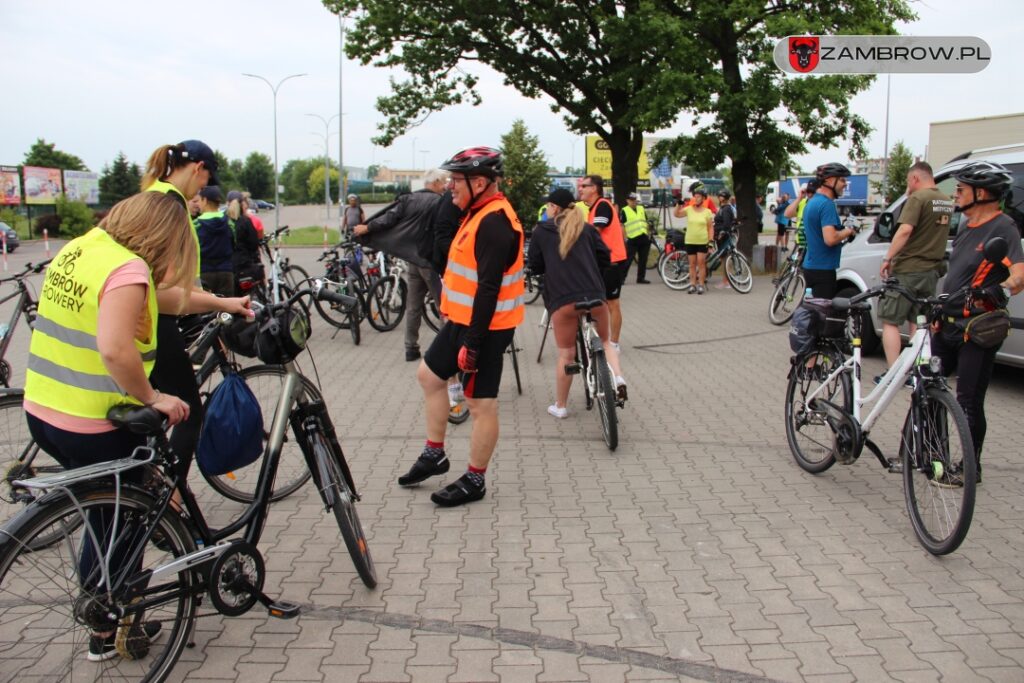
[198,185,223,202]
[178,139,220,186]
[546,188,575,209]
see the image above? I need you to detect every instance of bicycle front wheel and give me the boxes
[725,252,753,293]
[592,348,618,451]
[768,271,806,325]
[901,386,976,555]
[283,263,310,290]
[785,347,850,473]
[524,274,543,305]
[659,251,691,290]
[313,279,358,329]
[0,485,198,683]
[310,432,377,588]
[200,366,318,503]
[423,296,442,332]
[366,276,406,332]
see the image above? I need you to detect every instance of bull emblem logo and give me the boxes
[789,37,820,73]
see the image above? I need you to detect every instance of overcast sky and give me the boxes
[1,0,1021,180]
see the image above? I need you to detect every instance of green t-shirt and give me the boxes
[893,186,955,273]
[683,206,714,244]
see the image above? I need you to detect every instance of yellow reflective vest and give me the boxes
[25,228,158,419]
[145,179,202,272]
[622,204,648,239]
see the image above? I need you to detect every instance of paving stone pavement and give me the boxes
[2,241,1024,682]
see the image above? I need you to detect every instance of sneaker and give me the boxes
[614,377,628,403]
[688,285,696,294]
[872,374,913,388]
[397,452,450,487]
[610,342,621,354]
[547,404,568,419]
[696,285,705,295]
[88,621,161,662]
[431,472,486,507]
[87,632,119,662]
[715,282,729,290]
[405,349,421,362]
[637,279,651,284]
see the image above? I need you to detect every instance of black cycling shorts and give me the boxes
[604,262,625,300]
[424,322,515,399]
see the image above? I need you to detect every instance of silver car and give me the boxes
[836,145,1024,368]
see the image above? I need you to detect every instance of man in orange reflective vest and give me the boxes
[580,175,628,351]
[397,147,525,507]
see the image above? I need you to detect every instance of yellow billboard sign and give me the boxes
[584,135,656,189]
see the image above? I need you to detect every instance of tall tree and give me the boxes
[307,165,341,204]
[280,157,319,204]
[213,150,240,190]
[239,152,274,199]
[500,120,550,227]
[98,152,141,205]
[23,138,88,171]
[873,140,914,204]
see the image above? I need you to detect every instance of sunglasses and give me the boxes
[580,183,594,188]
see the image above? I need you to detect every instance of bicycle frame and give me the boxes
[0,275,36,369]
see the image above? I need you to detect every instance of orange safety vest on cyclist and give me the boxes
[589,197,627,263]
[441,195,525,330]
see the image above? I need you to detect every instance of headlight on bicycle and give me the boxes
[929,356,942,376]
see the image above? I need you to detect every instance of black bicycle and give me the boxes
[564,300,621,450]
[0,283,375,681]
[314,242,366,344]
[0,259,49,387]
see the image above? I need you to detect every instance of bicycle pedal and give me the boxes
[564,363,581,375]
[267,601,301,619]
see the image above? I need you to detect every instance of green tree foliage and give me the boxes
[307,164,341,204]
[326,0,913,257]
[499,120,550,227]
[55,196,96,238]
[280,157,319,204]
[874,140,914,204]
[23,138,88,171]
[99,152,142,206]
[366,164,381,182]
[213,150,240,190]
[240,152,274,198]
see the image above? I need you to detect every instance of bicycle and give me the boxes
[0,259,50,387]
[257,225,311,301]
[658,229,753,293]
[564,300,621,451]
[365,251,409,332]
[0,282,375,681]
[314,241,366,345]
[784,277,984,555]
[768,241,806,325]
[634,221,663,271]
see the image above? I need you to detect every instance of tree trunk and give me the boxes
[732,159,760,259]
[606,127,643,206]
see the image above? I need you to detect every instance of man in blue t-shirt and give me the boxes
[801,163,859,298]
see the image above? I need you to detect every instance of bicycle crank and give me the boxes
[207,540,300,619]
[811,398,864,465]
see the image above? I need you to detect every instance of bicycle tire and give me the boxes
[785,346,850,473]
[423,295,442,333]
[768,271,806,325]
[901,385,976,555]
[725,252,753,293]
[592,345,618,451]
[524,273,544,305]
[199,365,318,504]
[448,397,470,425]
[283,263,310,290]
[644,238,662,269]
[311,431,377,588]
[313,278,360,329]
[509,335,522,396]
[366,276,407,332]
[0,484,198,682]
[348,295,363,345]
[577,329,593,410]
[659,251,691,290]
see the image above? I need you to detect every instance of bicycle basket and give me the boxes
[254,303,311,364]
[221,317,260,358]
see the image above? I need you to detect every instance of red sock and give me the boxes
[468,464,486,474]
[426,439,444,450]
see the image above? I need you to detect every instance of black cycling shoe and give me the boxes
[430,473,486,507]
[397,454,450,487]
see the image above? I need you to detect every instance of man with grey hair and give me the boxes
[354,169,448,360]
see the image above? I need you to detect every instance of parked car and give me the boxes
[252,199,275,211]
[0,222,19,252]
[836,144,1024,367]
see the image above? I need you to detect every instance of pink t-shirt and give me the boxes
[25,258,152,434]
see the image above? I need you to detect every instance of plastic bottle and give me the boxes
[804,287,813,300]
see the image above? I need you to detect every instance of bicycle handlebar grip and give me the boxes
[314,282,357,308]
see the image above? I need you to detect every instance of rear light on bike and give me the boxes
[239,279,255,291]
[665,243,674,254]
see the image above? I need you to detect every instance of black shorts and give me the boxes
[424,323,515,399]
[604,263,625,300]
[684,243,708,255]
[776,223,788,237]
[802,268,837,299]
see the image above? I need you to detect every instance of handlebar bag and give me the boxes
[196,373,264,476]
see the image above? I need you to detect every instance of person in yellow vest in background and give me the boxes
[23,192,197,660]
[140,140,252,481]
[397,147,524,507]
[621,192,652,284]
[580,175,628,352]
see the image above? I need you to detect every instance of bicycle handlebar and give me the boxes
[0,258,52,283]
[253,279,357,318]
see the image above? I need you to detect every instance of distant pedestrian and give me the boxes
[194,185,235,296]
[621,192,652,284]
[342,193,365,238]
[674,186,714,294]
[713,190,736,289]
[774,193,792,250]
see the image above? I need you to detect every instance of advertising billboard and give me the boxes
[584,136,663,189]
[64,170,100,204]
[0,166,20,206]
[23,166,63,205]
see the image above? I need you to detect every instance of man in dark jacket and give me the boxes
[354,169,447,361]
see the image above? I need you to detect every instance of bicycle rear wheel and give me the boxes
[313,278,359,329]
[785,346,850,473]
[524,273,544,305]
[725,252,753,293]
[423,295,442,332]
[901,386,976,555]
[310,432,376,588]
[200,366,317,503]
[658,251,691,290]
[283,263,310,290]
[0,485,197,682]
[366,276,406,332]
[592,346,618,451]
[768,271,806,325]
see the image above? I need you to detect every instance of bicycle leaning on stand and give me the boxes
[782,238,1010,556]
[0,282,376,681]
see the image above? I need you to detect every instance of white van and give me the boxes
[836,144,1024,367]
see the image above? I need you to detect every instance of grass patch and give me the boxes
[278,226,341,246]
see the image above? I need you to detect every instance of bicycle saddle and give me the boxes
[830,297,871,314]
[107,405,166,435]
[574,299,604,311]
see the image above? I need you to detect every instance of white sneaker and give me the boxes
[611,342,621,354]
[547,404,568,419]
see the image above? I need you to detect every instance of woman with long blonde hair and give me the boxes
[526,188,625,419]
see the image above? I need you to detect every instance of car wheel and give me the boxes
[836,285,880,355]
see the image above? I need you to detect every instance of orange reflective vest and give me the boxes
[589,197,627,263]
[441,195,525,330]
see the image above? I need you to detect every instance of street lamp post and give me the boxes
[338,15,347,203]
[412,137,417,170]
[419,150,430,172]
[243,72,307,233]
[307,113,339,219]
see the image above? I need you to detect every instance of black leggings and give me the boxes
[931,322,999,465]
[152,314,202,476]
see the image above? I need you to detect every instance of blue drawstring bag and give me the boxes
[196,373,264,476]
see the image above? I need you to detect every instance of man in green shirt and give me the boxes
[878,161,955,371]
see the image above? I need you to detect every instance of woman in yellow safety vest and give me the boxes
[23,192,197,660]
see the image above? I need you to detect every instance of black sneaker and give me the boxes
[873,373,913,388]
[88,632,119,662]
[405,349,421,362]
[430,473,486,507]
[397,453,450,487]
[88,622,161,662]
